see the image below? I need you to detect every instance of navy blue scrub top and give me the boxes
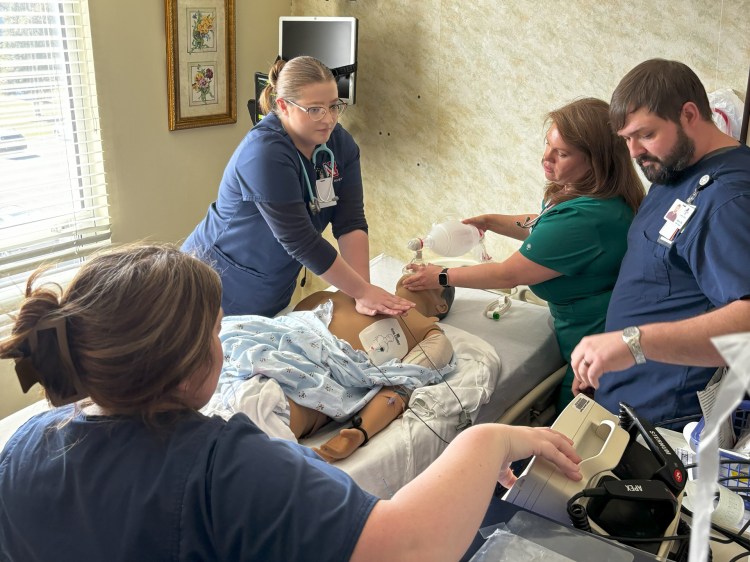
[0,407,378,561]
[183,112,367,316]
[599,145,750,426]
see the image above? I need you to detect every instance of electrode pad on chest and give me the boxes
[359,318,409,363]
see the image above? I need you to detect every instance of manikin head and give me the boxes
[396,275,454,320]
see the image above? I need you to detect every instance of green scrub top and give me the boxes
[519,196,634,409]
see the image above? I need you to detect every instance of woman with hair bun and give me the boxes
[0,243,581,561]
[183,56,413,318]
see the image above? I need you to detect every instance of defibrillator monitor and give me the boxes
[279,16,358,105]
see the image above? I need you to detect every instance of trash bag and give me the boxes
[708,88,744,140]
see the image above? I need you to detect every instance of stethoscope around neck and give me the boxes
[297,143,338,215]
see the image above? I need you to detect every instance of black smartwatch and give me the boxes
[438,267,450,287]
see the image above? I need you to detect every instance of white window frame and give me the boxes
[0,0,110,336]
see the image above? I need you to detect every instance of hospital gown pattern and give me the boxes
[218,300,453,422]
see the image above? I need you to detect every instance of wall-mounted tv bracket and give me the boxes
[276,55,357,79]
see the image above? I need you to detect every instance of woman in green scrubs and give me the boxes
[402,98,645,410]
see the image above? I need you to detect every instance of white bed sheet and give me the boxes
[199,322,500,498]
[296,323,499,497]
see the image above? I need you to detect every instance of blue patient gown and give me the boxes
[219,301,452,422]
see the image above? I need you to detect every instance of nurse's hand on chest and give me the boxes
[354,285,415,317]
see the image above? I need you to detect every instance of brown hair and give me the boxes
[259,56,335,115]
[543,97,645,212]
[610,58,713,132]
[0,244,222,421]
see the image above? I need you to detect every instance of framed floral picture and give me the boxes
[166,0,236,130]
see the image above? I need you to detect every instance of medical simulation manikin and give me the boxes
[290,277,455,462]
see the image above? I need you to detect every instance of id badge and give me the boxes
[315,177,337,209]
[658,198,696,247]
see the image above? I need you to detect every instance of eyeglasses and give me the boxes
[284,99,348,121]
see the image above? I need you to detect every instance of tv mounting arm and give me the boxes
[275,55,357,79]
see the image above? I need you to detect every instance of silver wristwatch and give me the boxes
[622,326,646,365]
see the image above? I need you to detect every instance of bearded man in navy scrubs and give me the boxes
[569,59,750,428]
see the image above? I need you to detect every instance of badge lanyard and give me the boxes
[657,174,714,247]
[298,143,338,215]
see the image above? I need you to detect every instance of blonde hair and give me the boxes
[259,56,335,115]
[0,243,222,420]
[543,97,645,212]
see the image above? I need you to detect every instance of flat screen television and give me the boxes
[279,16,358,105]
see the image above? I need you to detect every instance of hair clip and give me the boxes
[15,315,85,405]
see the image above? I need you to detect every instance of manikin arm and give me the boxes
[312,329,452,462]
[313,387,407,462]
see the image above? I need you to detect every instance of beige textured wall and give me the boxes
[97,0,290,246]
[293,0,750,269]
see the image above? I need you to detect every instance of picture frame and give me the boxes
[165,0,237,131]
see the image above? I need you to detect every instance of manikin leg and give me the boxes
[287,398,330,440]
[313,387,408,462]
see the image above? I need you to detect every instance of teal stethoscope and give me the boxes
[297,143,338,215]
[516,202,557,230]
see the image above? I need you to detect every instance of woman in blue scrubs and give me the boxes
[183,56,413,318]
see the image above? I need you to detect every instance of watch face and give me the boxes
[622,326,645,364]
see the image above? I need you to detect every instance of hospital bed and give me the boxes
[367,254,566,427]
[297,254,565,496]
[0,254,565,499]
[200,254,565,497]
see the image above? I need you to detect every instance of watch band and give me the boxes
[622,326,646,365]
[438,267,450,287]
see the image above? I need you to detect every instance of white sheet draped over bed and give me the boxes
[214,304,453,422]
[202,323,500,497]
[0,253,560,500]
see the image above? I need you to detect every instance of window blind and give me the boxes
[0,0,110,335]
